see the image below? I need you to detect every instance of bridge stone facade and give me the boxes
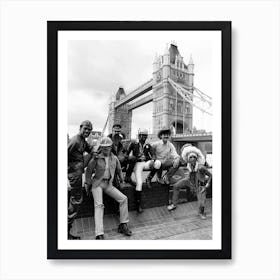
[108,43,195,138]
[152,43,194,136]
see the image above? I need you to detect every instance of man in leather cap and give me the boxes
[85,137,132,239]
[108,124,127,168]
[68,120,94,239]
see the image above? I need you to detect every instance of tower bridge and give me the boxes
[105,42,212,154]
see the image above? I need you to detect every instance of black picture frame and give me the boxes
[47,21,231,259]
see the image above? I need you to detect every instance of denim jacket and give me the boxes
[85,153,124,189]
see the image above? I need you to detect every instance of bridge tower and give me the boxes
[152,42,194,135]
[108,87,132,139]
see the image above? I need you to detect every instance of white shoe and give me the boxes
[167,204,177,211]
[200,213,207,220]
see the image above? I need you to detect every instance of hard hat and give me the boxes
[99,137,113,147]
[138,129,148,135]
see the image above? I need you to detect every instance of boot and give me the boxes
[199,206,206,220]
[118,223,132,236]
[135,191,143,214]
[68,223,81,240]
[96,235,104,240]
[146,176,152,189]
[124,175,136,187]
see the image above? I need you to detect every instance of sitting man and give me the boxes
[125,129,160,213]
[167,145,212,220]
[146,127,180,188]
[85,137,132,240]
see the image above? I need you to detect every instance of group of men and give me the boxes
[67,120,212,240]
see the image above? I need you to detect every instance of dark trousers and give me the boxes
[68,169,83,227]
[148,159,180,180]
[125,156,138,178]
[68,155,92,228]
[172,177,207,211]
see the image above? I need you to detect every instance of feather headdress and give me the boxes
[181,144,205,165]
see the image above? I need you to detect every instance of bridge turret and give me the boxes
[188,54,194,87]
[153,53,159,71]
[162,43,170,79]
[188,54,194,73]
[153,53,160,83]
[115,87,126,101]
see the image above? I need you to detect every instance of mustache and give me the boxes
[113,134,122,140]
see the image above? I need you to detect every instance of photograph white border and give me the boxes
[58,30,222,250]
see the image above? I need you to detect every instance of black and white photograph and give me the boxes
[3,0,280,278]
[48,21,231,259]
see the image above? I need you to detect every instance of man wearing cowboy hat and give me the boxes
[85,137,132,239]
[167,145,212,220]
[67,120,94,239]
[146,127,181,188]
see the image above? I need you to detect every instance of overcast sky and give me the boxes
[68,39,213,138]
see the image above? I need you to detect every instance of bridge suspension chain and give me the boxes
[101,113,109,136]
[168,78,212,116]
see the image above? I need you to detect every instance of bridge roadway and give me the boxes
[114,79,153,109]
[172,133,212,142]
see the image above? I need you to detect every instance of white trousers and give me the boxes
[134,160,161,191]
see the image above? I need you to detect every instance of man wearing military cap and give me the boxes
[68,120,94,239]
[85,137,132,239]
[146,127,180,188]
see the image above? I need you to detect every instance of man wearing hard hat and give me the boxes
[85,137,132,240]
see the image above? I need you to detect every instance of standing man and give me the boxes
[107,124,128,213]
[108,124,127,169]
[146,127,180,188]
[167,146,211,219]
[125,129,156,213]
[85,137,132,240]
[68,120,93,240]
